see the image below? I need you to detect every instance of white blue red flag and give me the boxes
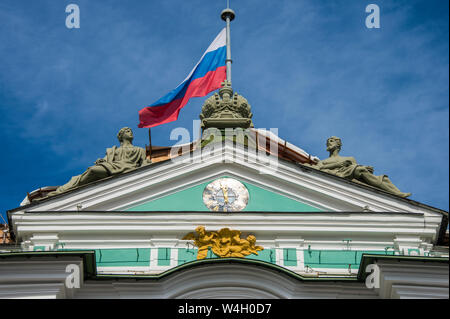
[138,29,227,128]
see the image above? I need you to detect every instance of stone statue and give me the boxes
[200,81,254,129]
[47,127,149,197]
[183,226,263,259]
[307,136,411,198]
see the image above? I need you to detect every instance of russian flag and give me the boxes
[138,29,227,128]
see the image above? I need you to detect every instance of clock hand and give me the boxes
[221,186,229,205]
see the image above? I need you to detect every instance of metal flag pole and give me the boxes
[221,2,235,85]
[148,127,152,161]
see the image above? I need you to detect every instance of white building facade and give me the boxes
[1,138,448,299]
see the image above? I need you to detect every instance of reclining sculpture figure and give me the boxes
[47,127,149,197]
[306,136,411,198]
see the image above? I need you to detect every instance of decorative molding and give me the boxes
[11,143,445,219]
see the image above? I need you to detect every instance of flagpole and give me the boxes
[221,5,235,85]
[148,127,152,161]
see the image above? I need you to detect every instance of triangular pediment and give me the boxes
[126,176,322,212]
[10,142,446,218]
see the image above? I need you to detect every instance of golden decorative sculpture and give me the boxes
[182,226,263,259]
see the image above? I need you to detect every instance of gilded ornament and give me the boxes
[202,178,249,212]
[182,226,263,259]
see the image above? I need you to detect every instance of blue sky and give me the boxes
[0,0,448,222]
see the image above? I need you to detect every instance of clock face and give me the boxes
[203,178,249,212]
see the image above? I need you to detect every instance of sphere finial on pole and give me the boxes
[221,8,235,22]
